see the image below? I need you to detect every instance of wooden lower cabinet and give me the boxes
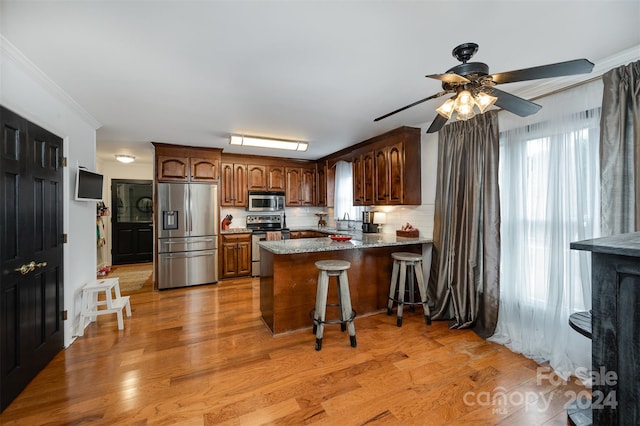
[221,233,251,278]
[289,230,327,239]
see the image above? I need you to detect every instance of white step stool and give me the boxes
[78,277,131,336]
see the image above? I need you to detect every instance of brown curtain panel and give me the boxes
[600,61,640,235]
[428,110,500,338]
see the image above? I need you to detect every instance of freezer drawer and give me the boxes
[158,236,217,253]
[158,250,218,289]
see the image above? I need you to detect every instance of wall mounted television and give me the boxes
[75,168,104,201]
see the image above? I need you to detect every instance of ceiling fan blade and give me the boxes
[425,73,470,84]
[426,113,449,133]
[490,58,594,84]
[483,87,541,117]
[374,91,449,122]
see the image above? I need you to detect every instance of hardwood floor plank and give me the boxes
[0,265,589,425]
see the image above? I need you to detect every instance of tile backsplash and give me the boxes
[221,204,434,238]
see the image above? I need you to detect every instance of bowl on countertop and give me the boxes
[329,234,352,242]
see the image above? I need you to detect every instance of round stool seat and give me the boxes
[391,252,422,262]
[315,260,351,271]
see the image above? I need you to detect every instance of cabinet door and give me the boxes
[221,163,247,207]
[220,163,235,206]
[247,165,267,191]
[301,167,316,206]
[233,163,248,206]
[387,142,404,204]
[374,149,389,204]
[191,157,219,182]
[352,156,363,205]
[268,166,286,191]
[236,239,251,275]
[362,151,375,205]
[285,167,302,206]
[157,155,189,181]
[317,164,326,207]
[221,239,239,278]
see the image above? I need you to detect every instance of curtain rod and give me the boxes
[528,74,604,102]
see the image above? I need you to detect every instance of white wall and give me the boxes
[1,36,101,347]
[95,159,154,267]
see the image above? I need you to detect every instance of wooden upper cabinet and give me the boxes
[247,164,267,191]
[286,166,316,206]
[375,142,404,204]
[221,163,247,207]
[157,155,189,181]
[301,167,316,206]
[285,167,302,206]
[267,166,285,191]
[352,155,364,205]
[345,126,420,206]
[374,148,389,204]
[316,162,327,207]
[153,143,221,183]
[363,151,375,205]
[190,157,219,182]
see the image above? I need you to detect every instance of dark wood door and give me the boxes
[0,106,64,411]
[111,180,153,265]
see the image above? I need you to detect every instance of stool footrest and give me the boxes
[310,308,356,326]
[387,296,427,306]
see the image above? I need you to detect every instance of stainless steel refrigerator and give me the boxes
[157,183,219,289]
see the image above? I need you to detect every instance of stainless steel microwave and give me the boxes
[247,191,285,212]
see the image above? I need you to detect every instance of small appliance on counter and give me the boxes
[362,211,380,233]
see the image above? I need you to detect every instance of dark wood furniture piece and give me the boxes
[260,243,426,334]
[220,233,252,279]
[571,232,640,426]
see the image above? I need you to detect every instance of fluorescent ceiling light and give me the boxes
[230,135,308,152]
[115,154,135,163]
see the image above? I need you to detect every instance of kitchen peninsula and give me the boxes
[259,233,433,334]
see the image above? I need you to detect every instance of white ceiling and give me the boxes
[1,1,639,164]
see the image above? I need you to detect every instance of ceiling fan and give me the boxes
[374,43,594,133]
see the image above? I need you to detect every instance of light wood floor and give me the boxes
[0,265,587,425]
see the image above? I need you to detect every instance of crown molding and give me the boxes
[512,44,640,101]
[0,34,102,130]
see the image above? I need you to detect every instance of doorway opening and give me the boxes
[111,179,153,265]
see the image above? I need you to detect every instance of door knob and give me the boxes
[36,261,47,268]
[15,261,36,275]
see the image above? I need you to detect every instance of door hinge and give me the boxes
[62,156,68,167]
[62,310,68,320]
[62,234,68,244]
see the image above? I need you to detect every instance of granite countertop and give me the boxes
[258,233,432,254]
[570,231,640,257]
[221,228,252,234]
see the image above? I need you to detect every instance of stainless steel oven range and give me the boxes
[246,214,289,277]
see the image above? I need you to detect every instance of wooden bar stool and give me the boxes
[311,260,357,351]
[387,252,431,327]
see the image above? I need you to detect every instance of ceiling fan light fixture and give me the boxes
[454,90,474,110]
[115,154,135,163]
[456,109,476,121]
[435,98,456,119]
[230,135,308,152]
[475,92,498,113]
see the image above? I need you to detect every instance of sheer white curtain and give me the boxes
[490,81,603,381]
[334,160,362,221]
